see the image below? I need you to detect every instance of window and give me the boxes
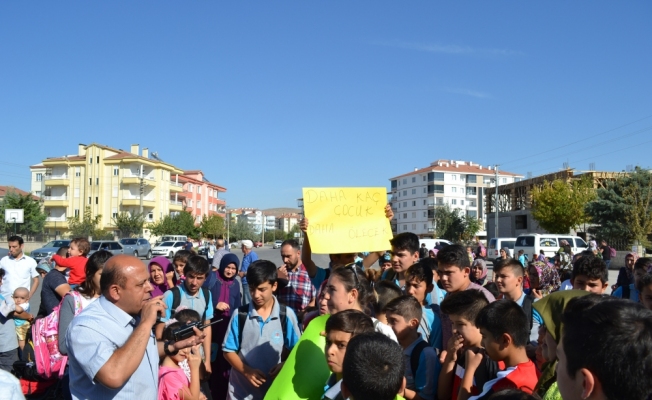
[412,177,416,183]
[74,188,80,198]
[96,156,100,163]
[461,200,465,205]
[74,209,79,218]
[189,184,193,192]
[403,213,407,219]
[403,179,407,184]
[412,201,416,206]
[540,238,558,247]
[466,187,477,196]
[423,200,426,205]
[469,200,476,207]
[96,178,99,185]
[148,212,154,221]
[412,224,416,230]
[112,208,118,219]
[403,225,407,230]
[197,200,202,209]
[75,167,80,177]
[403,201,407,207]
[112,186,118,197]
[452,174,457,180]
[423,188,426,193]
[428,185,444,194]
[423,176,426,181]
[36,173,42,182]
[452,199,457,205]
[89,178,92,186]
[35,190,41,196]
[467,210,478,218]
[197,186,201,193]
[424,224,427,229]
[113,167,119,176]
[423,211,426,217]
[467,174,477,183]
[515,215,527,230]
[403,190,407,196]
[95,197,98,205]
[437,198,444,205]
[501,178,507,184]
[188,199,193,207]
[89,157,92,164]
[88,197,91,205]
[452,187,457,193]
[412,212,416,218]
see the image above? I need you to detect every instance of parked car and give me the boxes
[119,238,152,259]
[30,240,72,263]
[514,233,588,260]
[254,241,263,248]
[151,241,186,258]
[419,238,452,250]
[487,238,517,261]
[89,241,125,256]
[273,240,284,249]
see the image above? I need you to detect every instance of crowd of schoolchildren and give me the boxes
[0,228,651,400]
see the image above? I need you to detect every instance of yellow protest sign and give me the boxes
[302,187,393,254]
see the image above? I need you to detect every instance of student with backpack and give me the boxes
[157,255,214,377]
[384,295,439,400]
[222,260,301,400]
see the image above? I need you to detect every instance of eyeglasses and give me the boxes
[344,263,360,288]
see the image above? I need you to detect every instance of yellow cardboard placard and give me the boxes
[302,187,393,254]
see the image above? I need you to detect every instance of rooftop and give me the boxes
[390,159,522,180]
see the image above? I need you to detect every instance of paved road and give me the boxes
[219,246,332,269]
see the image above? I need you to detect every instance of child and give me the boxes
[0,269,19,372]
[418,257,446,306]
[341,332,406,400]
[158,255,214,376]
[517,250,528,268]
[373,280,403,325]
[470,300,540,399]
[167,250,193,288]
[570,255,608,294]
[613,257,652,301]
[12,287,30,351]
[385,295,439,400]
[558,296,652,400]
[159,320,204,400]
[51,237,90,286]
[405,263,443,351]
[382,232,421,290]
[322,310,375,400]
[438,290,495,400]
[222,260,301,400]
[493,259,542,343]
[637,273,652,310]
[437,245,495,345]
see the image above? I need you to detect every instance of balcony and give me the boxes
[122,195,155,208]
[44,175,69,186]
[169,181,183,192]
[45,216,68,229]
[43,195,68,207]
[122,174,156,186]
[170,201,183,211]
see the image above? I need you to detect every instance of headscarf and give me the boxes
[531,261,561,295]
[148,256,172,297]
[217,253,240,317]
[532,290,589,397]
[471,259,488,285]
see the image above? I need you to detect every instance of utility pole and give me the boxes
[261,213,265,244]
[494,164,499,240]
[139,165,144,216]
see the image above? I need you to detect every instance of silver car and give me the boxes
[119,238,152,259]
[89,241,124,256]
[30,240,72,263]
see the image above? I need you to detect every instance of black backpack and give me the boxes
[170,286,211,321]
[237,303,288,351]
[410,341,429,379]
[521,294,535,330]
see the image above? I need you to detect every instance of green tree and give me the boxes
[149,211,199,238]
[586,167,652,247]
[67,207,102,239]
[461,215,482,242]
[531,176,596,234]
[200,214,225,239]
[229,218,255,242]
[285,224,301,240]
[112,212,145,238]
[0,190,47,237]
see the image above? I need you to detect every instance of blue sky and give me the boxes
[1,2,651,209]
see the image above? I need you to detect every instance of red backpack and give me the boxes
[32,291,84,379]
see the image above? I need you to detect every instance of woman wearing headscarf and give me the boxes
[528,261,561,299]
[148,256,173,297]
[532,290,590,400]
[204,252,241,399]
[470,258,499,298]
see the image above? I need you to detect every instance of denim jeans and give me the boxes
[242,283,251,305]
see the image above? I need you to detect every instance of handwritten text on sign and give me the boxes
[302,187,393,254]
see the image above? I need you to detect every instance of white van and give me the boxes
[419,238,452,250]
[514,234,588,259]
[487,238,517,261]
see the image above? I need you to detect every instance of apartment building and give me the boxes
[389,160,523,238]
[178,170,226,224]
[276,213,300,233]
[30,143,184,237]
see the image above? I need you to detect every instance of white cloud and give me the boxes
[446,88,492,99]
[376,40,521,56]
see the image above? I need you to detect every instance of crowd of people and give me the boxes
[0,220,651,400]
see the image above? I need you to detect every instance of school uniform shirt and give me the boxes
[223,296,301,400]
[322,373,344,400]
[160,284,214,322]
[469,360,540,400]
[426,283,447,306]
[402,337,439,400]
[515,292,544,343]
[612,284,640,302]
[451,353,503,400]
[418,305,443,352]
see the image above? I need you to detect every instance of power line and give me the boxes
[500,113,652,167]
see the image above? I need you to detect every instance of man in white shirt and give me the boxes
[0,236,39,300]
